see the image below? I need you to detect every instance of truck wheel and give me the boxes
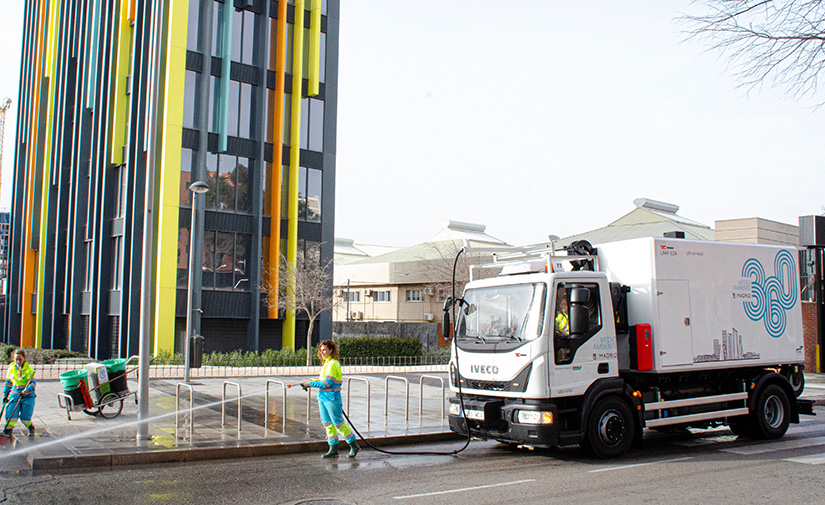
[581,396,634,458]
[753,384,790,439]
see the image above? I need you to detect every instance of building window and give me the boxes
[205,153,251,214]
[406,289,422,302]
[201,230,251,292]
[373,290,391,303]
[346,291,360,303]
[298,167,322,222]
[180,148,195,207]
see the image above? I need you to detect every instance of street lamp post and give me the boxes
[185,181,209,383]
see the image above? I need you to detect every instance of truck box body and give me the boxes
[597,237,804,373]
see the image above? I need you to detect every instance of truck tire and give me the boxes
[581,396,634,458]
[753,384,790,439]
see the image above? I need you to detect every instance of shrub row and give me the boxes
[336,336,423,358]
[0,344,87,365]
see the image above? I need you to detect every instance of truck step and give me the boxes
[643,392,749,428]
[645,407,750,428]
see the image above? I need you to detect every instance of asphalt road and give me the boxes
[2,404,825,505]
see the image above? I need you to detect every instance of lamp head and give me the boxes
[188,181,209,194]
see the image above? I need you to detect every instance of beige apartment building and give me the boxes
[333,221,506,323]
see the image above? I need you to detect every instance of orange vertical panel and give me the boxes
[267,0,289,318]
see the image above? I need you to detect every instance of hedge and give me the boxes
[336,336,423,358]
[0,344,87,365]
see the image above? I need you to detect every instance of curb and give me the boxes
[27,431,463,470]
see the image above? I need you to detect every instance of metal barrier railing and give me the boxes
[306,387,313,423]
[56,392,75,420]
[384,375,410,421]
[221,381,242,431]
[418,375,446,420]
[265,380,288,431]
[175,382,194,439]
[345,377,371,426]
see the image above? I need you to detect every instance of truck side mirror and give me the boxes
[442,311,452,340]
[569,287,590,335]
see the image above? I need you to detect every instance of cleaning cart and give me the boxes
[57,356,140,420]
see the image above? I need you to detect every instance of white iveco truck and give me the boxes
[443,237,815,458]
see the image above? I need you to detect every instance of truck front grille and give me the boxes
[464,379,509,391]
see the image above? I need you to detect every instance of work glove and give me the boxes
[300,382,310,391]
[2,394,7,403]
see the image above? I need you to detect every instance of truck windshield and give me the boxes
[456,283,547,343]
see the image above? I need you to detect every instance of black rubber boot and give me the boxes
[27,424,35,439]
[347,439,360,459]
[322,444,339,458]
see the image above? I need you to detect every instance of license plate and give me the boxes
[466,409,484,421]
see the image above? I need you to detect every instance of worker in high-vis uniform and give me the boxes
[301,340,360,459]
[3,349,37,439]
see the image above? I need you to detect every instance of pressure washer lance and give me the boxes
[289,381,472,457]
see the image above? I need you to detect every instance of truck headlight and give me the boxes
[516,410,553,425]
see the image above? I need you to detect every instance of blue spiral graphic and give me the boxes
[741,251,797,338]
[742,259,766,322]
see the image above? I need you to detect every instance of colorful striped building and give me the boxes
[4,0,339,359]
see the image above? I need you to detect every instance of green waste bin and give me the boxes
[101,358,128,394]
[59,369,88,408]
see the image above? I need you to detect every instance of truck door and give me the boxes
[657,280,693,366]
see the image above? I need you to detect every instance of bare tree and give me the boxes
[262,253,338,365]
[419,241,502,301]
[681,0,825,102]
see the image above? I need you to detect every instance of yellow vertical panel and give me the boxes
[110,0,132,165]
[154,0,190,354]
[283,0,306,349]
[307,0,320,97]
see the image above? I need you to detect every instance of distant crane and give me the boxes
[0,97,11,199]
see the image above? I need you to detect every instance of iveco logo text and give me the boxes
[470,364,499,374]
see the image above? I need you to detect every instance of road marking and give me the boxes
[784,453,825,465]
[721,436,825,455]
[393,479,536,499]
[588,456,693,473]
[803,384,825,390]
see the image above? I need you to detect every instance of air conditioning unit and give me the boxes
[424,287,433,295]
[363,289,372,296]
[424,313,434,321]
[350,311,363,320]
[334,289,343,296]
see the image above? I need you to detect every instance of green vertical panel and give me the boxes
[85,0,101,109]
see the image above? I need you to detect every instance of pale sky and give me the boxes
[2,1,824,247]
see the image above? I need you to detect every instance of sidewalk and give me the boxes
[3,367,456,470]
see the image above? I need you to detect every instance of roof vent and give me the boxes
[633,198,679,214]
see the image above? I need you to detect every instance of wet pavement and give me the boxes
[3,366,824,471]
[1,366,455,470]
